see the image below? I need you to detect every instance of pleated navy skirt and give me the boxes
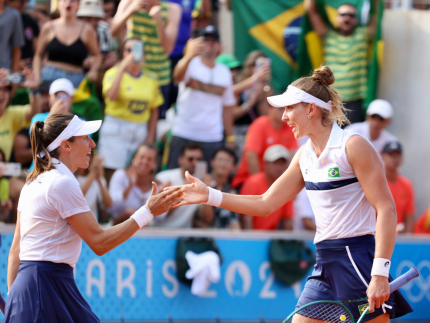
[4,261,100,323]
[297,235,413,322]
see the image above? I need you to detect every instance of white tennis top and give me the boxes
[300,123,376,244]
[18,158,90,267]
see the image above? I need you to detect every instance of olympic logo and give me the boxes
[396,260,430,303]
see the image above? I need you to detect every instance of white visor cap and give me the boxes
[267,85,332,111]
[74,119,102,137]
[38,116,102,158]
[366,99,393,119]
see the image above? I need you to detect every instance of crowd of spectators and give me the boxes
[0,0,429,234]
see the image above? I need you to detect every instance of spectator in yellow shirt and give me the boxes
[0,68,41,162]
[98,38,164,184]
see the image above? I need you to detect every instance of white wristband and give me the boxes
[131,206,154,229]
[371,258,391,277]
[205,187,222,207]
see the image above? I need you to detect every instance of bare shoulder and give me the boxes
[39,19,55,38]
[346,134,375,154]
[346,134,381,167]
[289,144,306,167]
[293,143,306,159]
[82,21,96,35]
[81,22,98,44]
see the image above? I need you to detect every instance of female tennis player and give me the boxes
[5,113,182,322]
[172,66,412,323]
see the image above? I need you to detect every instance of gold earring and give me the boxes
[308,115,311,119]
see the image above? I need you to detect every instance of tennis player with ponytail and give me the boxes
[5,114,182,322]
[172,66,412,323]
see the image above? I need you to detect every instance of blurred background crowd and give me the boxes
[0,0,429,234]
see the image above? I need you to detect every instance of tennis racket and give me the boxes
[283,267,419,323]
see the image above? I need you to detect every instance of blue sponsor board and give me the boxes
[0,233,429,321]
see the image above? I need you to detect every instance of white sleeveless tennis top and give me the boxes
[300,122,376,244]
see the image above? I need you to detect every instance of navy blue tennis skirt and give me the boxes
[296,235,413,322]
[4,261,100,323]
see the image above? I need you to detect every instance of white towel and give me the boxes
[185,251,220,296]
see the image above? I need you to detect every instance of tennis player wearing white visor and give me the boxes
[170,66,412,323]
[5,113,182,322]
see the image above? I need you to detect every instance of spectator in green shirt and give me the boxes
[305,0,379,124]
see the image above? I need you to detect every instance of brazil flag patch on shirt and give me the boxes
[358,303,370,315]
[328,167,340,178]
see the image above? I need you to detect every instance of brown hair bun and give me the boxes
[312,66,335,86]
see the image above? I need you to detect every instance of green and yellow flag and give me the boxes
[231,0,304,94]
[295,0,384,108]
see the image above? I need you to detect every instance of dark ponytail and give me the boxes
[27,114,75,183]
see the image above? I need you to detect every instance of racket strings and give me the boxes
[289,303,353,323]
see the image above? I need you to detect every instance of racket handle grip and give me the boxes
[389,267,419,293]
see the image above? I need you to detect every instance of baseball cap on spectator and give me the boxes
[264,145,290,162]
[382,141,402,154]
[216,54,242,69]
[49,78,74,97]
[194,25,220,41]
[366,99,393,119]
[77,0,105,18]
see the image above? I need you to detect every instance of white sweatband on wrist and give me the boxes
[371,258,391,277]
[205,187,222,207]
[131,206,154,229]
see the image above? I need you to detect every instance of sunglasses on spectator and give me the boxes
[214,156,234,165]
[204,36,218,43]
[370,114,385,122]
[187,157,203,162]
[339,13,356,18]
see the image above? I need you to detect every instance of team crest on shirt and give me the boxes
[328,167,340,178]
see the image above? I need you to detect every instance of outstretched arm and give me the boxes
[174,147,306,217]
[304,0,328,37]
[346,135,396,313]
[67,185,182,256]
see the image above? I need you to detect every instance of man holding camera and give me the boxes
[167,26,236,169]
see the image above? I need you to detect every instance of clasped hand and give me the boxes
[162,171,209,208]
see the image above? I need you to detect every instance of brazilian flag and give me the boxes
[231,0,304,94]
[295,0,384,108]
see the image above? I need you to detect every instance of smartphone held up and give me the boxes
[0,163,22,177]
[131,41,144,62]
